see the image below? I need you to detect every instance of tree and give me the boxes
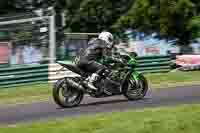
[10,0,55,10]
[115,0,200,44]
[159,0,199,43]
[63,0,134,32]
[2,0,199,44]
[0,1,16,14]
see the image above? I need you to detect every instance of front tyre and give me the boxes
[124,74,148,100]
[53,78,84,108]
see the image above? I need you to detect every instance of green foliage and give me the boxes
[0,1,9,11]
[1,0,200,43]
[0,1,16,14]
[159,0,198,42]
[63,0,134,32]
[114,0,159,32]
[187,16,200,38]
[11,31,32,41]
[116,0,200,44]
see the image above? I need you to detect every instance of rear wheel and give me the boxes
[124,74,148,100]
[53,78,84,108]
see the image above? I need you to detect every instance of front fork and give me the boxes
[131,70,140,88]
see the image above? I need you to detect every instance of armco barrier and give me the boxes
[0,64,48,88]
[135,55,171,73]
[0,56,171,87]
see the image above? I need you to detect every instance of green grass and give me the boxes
[146,71,200,89]
[1,104,200,133]
[0,83,51,105]
[0,71,200,105]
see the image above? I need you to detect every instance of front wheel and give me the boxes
[123,74,148,100]
[53,78,84,108]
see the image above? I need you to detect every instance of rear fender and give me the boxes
[56,68,81,79]
[56,61,81,78]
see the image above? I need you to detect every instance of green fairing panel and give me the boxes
[131,71,140,81]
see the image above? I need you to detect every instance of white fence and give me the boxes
[0,15,56,65]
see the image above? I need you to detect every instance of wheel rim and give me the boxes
[127,79,144,97]
[58,81,80,104]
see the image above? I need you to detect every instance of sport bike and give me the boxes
[53,50,149,108]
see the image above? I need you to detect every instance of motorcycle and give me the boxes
[53,50,149,108]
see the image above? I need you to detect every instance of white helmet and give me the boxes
[98,31,114,46]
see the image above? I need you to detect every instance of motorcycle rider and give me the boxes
[76,31,116,91]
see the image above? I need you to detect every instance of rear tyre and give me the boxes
[124,74,148,100]
[53,78,84,108]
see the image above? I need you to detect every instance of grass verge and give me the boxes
[0,71,200,105]
[1,104,200,133]
[146,71,200,89]
[0,83,51,106]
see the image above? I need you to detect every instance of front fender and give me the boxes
[120,70,140,92]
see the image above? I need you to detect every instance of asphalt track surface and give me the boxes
[0,85,200,125]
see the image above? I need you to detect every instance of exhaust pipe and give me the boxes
[66,78,85,91]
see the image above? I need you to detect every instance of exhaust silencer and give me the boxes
[66,78,85,91]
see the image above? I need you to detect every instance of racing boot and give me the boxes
[84,73,100,91]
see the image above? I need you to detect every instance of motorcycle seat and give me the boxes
[57,61,85,76]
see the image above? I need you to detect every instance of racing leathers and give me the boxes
[76,38,122,91]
